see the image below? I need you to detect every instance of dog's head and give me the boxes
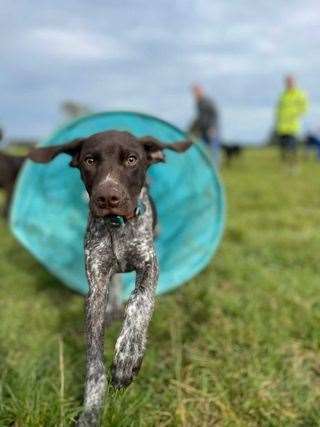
[28,130,192,218]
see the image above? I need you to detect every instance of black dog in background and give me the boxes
[0,131,26,219]
[221,144,242,165]
[0,129,26,218]
[0,151,25,218]
[188,124,242,165]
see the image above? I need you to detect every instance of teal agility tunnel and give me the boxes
[10,112,225,300]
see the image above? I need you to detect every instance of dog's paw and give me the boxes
[75,410,99,427]
[111,346,143,389]
[111,357,143,389]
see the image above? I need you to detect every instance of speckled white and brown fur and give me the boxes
[79,187,158,425]
[27,130,191,427]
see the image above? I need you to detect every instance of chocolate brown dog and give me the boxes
[28,130,192,426]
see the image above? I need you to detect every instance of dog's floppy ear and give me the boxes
[139,136,193,164]
[28,138,85,167]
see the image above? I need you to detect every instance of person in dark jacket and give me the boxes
[190,84,220,165]
[191,84,218,142]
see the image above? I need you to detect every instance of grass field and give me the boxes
[1,147,320,426]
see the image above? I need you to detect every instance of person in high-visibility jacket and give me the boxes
[275,75,308,161]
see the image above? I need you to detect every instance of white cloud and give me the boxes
[27,27,131,61]
[188,52,256,75]
[289,8,320,26]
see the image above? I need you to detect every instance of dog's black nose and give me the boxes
[94,187,121,211]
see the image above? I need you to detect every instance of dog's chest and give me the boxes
[86,204,154,273]
[109,219,154,271]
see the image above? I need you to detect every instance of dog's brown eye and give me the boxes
[126,155,137,166]
[84,157,95,166]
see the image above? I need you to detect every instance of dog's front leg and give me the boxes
[77,255,113,427]
[112,253,159,388]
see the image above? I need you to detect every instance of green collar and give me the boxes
[105,200,146,228]
[105,215,126,228]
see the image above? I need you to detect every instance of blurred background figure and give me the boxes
[0,129,26,218]
[190,84,220,167]
[61,100,92,122]
[275,75,308,163]
[305,128,320,160]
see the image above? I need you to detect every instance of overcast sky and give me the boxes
[1,0,319,143]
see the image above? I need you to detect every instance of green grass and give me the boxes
[1,147,320,426]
